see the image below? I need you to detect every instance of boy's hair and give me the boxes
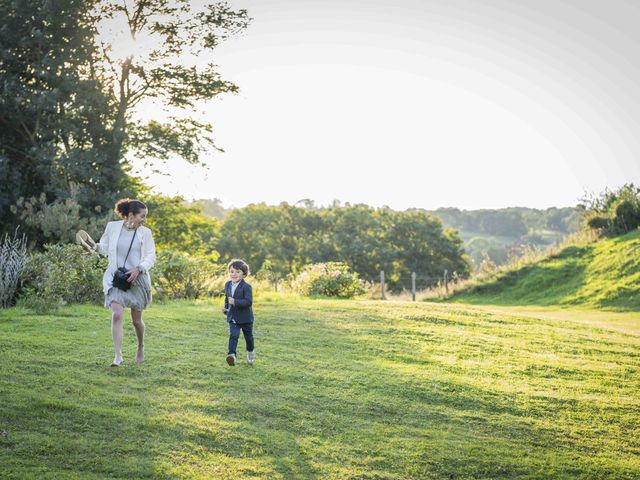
[227,259,250,276]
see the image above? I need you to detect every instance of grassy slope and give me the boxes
[1,299,639,479]
[450,229,640,310]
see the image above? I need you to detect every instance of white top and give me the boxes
[231,281,240,296]
[116,228,141,269]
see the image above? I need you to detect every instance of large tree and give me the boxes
[0,0,249,235]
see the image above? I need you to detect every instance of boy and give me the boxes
[222,259,255,366]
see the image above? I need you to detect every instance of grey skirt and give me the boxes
[104,274,152,311]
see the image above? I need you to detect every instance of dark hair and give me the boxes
[227,259,250,276]
[114,199,147,219]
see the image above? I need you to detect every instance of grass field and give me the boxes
[1,298,639,479]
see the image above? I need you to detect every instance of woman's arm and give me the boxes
[94,223,110,255]
[234,283,253,308]
[137,229,156,273]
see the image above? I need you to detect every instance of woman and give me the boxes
[94,199,156,366]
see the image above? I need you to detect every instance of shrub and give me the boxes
[20,244,106,308]
[293,262,365,298]
[153,250,222,300]
[582,184,640,235]
[11,192,110,247]
[613,196,640,234]
[0,230,28,308]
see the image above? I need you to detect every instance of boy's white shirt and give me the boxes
[231,281,240,296]
[95,220,156,294]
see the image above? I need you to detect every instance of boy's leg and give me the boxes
[227,322,240,365]
[241,323,254,353]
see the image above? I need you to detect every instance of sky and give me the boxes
[131,0,640,210]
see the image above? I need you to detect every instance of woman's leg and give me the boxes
[131,308,145,363]
[111,301,125,366]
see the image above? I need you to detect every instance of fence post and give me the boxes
[380,270,386,300]
[444,269,449,295]
[411,272,416,301]
[274,278,279,292]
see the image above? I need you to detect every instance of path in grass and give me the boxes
[1,299,639,479]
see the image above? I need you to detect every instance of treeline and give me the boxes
[427,207,581,237]
[217,203,470,291]
[143,198,470,292]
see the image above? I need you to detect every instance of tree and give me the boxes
[1,0,249,235]
[145,195,220,257]
[0,0,123,232]
[387,210,470,291]
[328,204,391,282]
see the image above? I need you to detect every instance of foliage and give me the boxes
[20,244,106,308]
[293,262,365,298]
[187,198,228,220]
[0,230,28,308]
[0,0,249,237]
[1,300,638,478]
[153,250,222,300]
[218,204,304,280]
[429,206,574,236]
[387,211,470,290]
[0,0,133,234]
[582,183,640,235]
[10,191,111,247]
[218,203,470,292]
[422,206,581,269]
[145,195,220,256]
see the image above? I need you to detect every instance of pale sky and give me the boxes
[133,0,640,210]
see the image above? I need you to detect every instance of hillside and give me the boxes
[1,300,638,478]
[448,229,640,310]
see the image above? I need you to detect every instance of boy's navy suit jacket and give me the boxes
[224,279,254,324]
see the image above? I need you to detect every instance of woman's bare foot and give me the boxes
[135,347,144,364]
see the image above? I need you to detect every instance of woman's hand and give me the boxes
[126,267,140,283]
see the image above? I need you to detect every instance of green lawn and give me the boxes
[1,299,639,479]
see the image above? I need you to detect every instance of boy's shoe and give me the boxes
[226,353,236,366]
[247,350,255,364]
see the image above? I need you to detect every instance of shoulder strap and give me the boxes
[120,228,137,269]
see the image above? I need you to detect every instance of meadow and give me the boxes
[1,298,639,479]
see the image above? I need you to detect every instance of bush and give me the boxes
[582,184,640,235]
[153,250,222,300]
[613,196,640,234]
[293,262,365,298]
[11,192,110,247]
[0,230,28,308]
[20,244,107,308]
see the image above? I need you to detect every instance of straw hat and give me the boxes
[75,229,96,252]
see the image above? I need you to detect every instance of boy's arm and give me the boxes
[234,283,253,308]
[223,282,229,312]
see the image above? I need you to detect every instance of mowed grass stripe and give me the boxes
[0,299,638,479]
